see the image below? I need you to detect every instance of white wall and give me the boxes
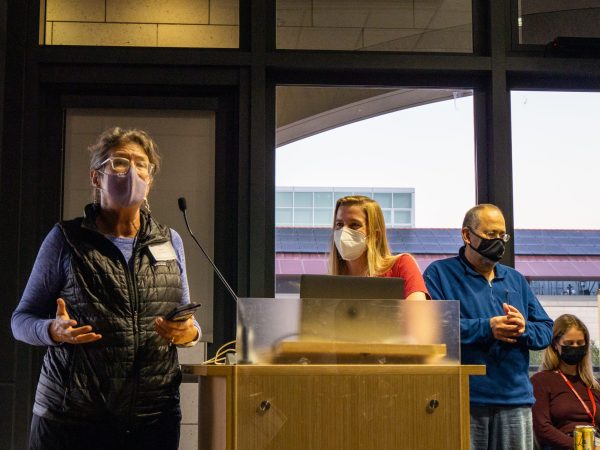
[64,108,215,338]
[539,296,599,345]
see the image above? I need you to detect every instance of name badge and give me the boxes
[148,242,177,262]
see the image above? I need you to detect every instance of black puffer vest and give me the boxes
[33,205,183,425]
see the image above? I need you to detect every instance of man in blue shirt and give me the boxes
[424,204,552,450]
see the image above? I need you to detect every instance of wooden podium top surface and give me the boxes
[270,340,447,363]
[183,363,486,377]
[275,340,446,355]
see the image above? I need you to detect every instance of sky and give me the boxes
[276,90,600,230]
[511,91,600,230]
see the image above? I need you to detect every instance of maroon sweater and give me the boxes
[531,370,600,450]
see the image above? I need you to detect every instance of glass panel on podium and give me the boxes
[236,297,459,365]
[220,299,471,450]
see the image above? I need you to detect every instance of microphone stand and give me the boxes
[178,198,251,364]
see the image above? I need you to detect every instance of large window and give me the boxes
[517,1,600,46]
[40,0,239,47]
[275,87,475,294]
[511,90,600,350]
[276,0,473,52]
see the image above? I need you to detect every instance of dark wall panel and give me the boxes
[1,3,17,448]
[0,385,14,449]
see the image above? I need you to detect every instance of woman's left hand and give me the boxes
[154,316,198,345]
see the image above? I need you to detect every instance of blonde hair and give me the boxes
[540,314,599,391]
[328,195,399,276]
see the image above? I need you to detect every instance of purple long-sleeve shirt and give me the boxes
[12,225,193,346]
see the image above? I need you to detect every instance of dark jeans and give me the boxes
[29,413,181,450]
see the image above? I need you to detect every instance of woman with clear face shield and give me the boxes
[12,127,199,450]
[532,314,600,450]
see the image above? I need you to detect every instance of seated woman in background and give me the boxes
[532,314,600,450]
[328,195,429,300]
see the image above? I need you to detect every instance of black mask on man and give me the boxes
[559,345,586,366]
[469,236,506,262]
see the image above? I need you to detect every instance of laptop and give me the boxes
[299,274,405,343]
[299,274,404,300]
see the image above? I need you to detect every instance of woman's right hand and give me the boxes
[49,298,102,345]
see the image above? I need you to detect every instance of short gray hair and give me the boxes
[89,127,161,176]
[462,204,503,229]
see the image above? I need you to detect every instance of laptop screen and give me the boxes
[300,274,404,300]
[299,274,406,344]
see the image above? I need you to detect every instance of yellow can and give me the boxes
[573,426,583,450]
[573,425,595,450]
[582,426,595,450]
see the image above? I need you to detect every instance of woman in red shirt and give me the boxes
[328,195,429,300]
[531,314,600,450]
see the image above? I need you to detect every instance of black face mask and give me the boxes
[559,345,586,365]
[469,236,506,262]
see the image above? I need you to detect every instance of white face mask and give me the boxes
[334,227,367,261]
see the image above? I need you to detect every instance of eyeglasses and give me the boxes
[468,227,511,243]
[99,156,155,177]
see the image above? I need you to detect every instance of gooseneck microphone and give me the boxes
[178,197,238,304]
[177,197,250,364]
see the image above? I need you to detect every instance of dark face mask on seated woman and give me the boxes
[559,345,587,365]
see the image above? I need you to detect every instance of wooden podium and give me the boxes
[184,363,485,450]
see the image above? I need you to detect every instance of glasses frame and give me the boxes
[468,227,511,243]
[99,156,155,178]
